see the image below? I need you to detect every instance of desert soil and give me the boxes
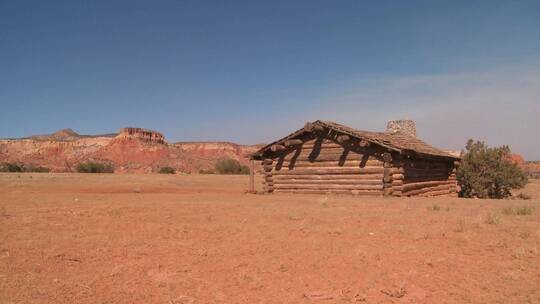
[1,173,539,304]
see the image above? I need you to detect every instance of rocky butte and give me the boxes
[0,128,261,173]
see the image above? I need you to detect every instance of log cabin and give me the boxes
[248,120,460,197]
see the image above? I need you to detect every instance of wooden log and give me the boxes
[391,185,404,191]
[392,173,404,180]
[403,173,451,180]
[270,167,385,175]
[279,153,378,162]
[403,167,449,173]
[284,139,303,147]
[383,188,393,196]
[272,174,384,180]
[270,144,286,152]
[304,122,324,132]
[263,159,273,165]
[392,190,402,197]
[419,189,452,197]
[392,180,403,186]
[403,180,455,191]
[391,167,405,174]
[383,166,392,197]
[358,139,371,147]
[299,144,346,150]
[272,179,383,185]
[273,189,382,196]
[273,184,383,190]
[383,167,392,182]
[249,159,255,193]
[283,147,361,154]
[336,134,351,144]
[403,184,452,196]
[275,160,384,168]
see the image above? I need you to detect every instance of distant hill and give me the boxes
[0,127,261,173]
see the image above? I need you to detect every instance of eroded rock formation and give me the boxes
[116,128,165,144]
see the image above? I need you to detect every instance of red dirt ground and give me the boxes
[1,173,539,304]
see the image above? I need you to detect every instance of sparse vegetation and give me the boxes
[501,205,534,216]
[515,205,534,216]
[0,163,50,173]
[24,166,51,173]
[502,207,515,215]
[198,169,215,174]
[457,140,528,199]
[427,204,441,211]
[0,162,23,172]
[485,212,501,225]
[158,166,176,174]
[76,161,114,173]
[214,158,250,175]
[516,193,531,200]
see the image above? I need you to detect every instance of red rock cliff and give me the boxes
[0,128,261,173]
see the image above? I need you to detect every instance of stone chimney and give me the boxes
[386,120,416,137]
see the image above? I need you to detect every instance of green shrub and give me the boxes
[214,158,250,175]
[0,162,23,172]
[76,161,114,173]
[158,166,176,174]
[457,140,528,199]
[0,163,50,173]
[24,166,51,173]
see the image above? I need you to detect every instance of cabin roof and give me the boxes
[251,120,460,161]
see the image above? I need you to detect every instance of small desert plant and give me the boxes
[76,161,114,173]
[24,166,50,173]
[214,158,250,175]
[427,204,441,211]
[485,212,501,225]
[515,205,534,216]
[0,162,23,172]
[502,207,515,216]
[502,205,534,216]
[0,206,8,217]
[158,166,176,174]
[457,140,528,199]
[516,193,531,200]
[198,169,215,174]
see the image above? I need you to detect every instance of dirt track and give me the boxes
[1,173,539,303]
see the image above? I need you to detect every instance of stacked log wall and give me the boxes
[261,136,385,196]
[399,159,458,197]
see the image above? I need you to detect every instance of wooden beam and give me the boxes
[358,139,371,147]
[270,144,286,152]
[336,134,351,144]
[284,139,303,147]
[304,122,324,133]
[249,159,255,193]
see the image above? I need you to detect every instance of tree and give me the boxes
[457,140,527,198]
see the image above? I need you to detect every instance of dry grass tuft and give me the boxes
[515,205,534,215]
[485,212,501,225]
[427,204,441,211]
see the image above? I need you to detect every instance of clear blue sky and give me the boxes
[1,1,539,158]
